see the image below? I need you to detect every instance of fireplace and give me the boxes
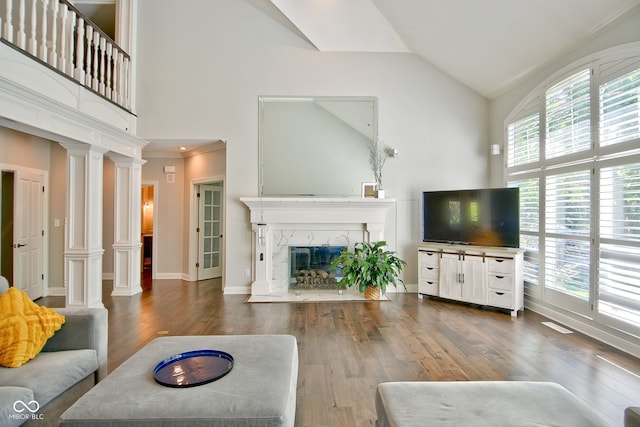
[240,197,395,297]
[289,246,345,290]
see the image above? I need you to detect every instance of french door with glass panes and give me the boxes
[197,184,223,280]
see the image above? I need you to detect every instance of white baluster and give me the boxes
[99,35,106,95]
[84,24,93,87]
[58,2,67,74]
[123,55,130,109]
[105,41,112,99]
[111,47,120,102]
[92,31,99,91]
[49,0,57,67]
[4,0,13,43]
[75,16,84,82]
[27,0,36,54]
[66,8,75,76]
[39,0,48,61]
[17,0,26,49]
[117,51,124,105]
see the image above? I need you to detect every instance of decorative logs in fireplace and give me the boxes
[292,269,338,289]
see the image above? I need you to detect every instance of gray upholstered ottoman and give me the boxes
[375,381,609,427]
[59,335,298,426]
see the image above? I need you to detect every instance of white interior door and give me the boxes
[198,184,223,280]
[13,170,45,299]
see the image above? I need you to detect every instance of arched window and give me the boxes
[505,43,640,338]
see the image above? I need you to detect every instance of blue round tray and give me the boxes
[153,349,234,388]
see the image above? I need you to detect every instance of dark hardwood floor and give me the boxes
[39,278,640,426]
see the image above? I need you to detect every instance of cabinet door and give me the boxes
[461,256,487,304]
[440,254,462,299]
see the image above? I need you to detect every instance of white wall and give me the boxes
[135,0,489,291]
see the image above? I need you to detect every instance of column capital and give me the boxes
[58,141,110,154]
[106,152,146,165]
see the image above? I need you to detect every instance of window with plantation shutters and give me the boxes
[600,162,640,242]
[598,162,640,327]
[545,170,591,300]
[510,178,540,287]
[505,47,640,336]
[507,113,540,167]
[545,69,591,159]
[600,67,640,147]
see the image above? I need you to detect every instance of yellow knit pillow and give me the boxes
[0,287,65,368]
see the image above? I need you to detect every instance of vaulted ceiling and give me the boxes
[264,0,640,99]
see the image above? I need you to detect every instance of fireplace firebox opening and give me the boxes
[289,246,346,290]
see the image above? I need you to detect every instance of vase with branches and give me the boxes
[369,138,391,196]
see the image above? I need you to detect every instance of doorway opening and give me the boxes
[141,183,156,285]
[1,171,15,284]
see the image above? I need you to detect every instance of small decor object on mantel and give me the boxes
[362,182,378,198]
[330,241,407,300]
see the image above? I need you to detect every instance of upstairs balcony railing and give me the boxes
[0,0,131,111]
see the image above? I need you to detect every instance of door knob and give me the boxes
[14,243,27,248]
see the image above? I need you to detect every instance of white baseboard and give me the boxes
[102,273,114,280]
[223,285,251,295]
[155,272,184,280]
[46,286,66,296]
[526,299,640,358]
[386,283,417,293]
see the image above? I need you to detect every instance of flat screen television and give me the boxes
[422,187,520,248]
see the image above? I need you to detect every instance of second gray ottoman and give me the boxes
[60,335,298,426]
[375,381,609,427]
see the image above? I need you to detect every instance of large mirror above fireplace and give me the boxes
[259,96,377,197]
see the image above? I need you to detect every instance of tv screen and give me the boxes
[422,188,520,248]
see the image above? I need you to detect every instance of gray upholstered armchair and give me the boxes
[0,276,108,426]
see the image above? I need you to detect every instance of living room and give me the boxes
[2,0,640,425]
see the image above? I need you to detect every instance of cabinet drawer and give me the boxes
[419,251,440,267]
[419,280,438,295]
[488,274,512,291]
[487,258,514,274]
[487,290,513,309]
[420,266,439,280]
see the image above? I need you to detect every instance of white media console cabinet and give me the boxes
[418,242,525,316]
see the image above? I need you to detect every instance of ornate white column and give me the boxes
[107,153,144,296]
[60,142,107,308]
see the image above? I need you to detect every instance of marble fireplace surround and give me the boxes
[240,197,396,297]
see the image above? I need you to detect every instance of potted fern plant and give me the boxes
[330,241,407,300]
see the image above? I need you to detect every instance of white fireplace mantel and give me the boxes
[240,197,396,296]
[240,197,396,225]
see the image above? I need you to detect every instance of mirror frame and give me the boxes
[258,95,378,197]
